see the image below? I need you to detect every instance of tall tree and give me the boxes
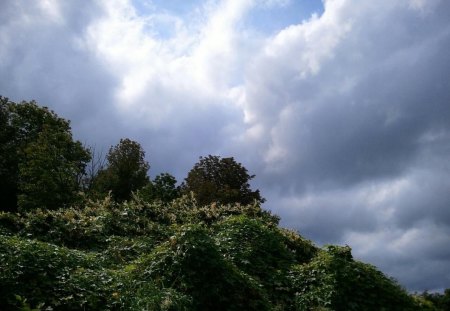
[92,138,150,202]
[18,126,90,211]
[182,155,265,206]
[0,97,16,211]
[0,97,90,211]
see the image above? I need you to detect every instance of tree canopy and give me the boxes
[0,97,90,212]
[182,155,265,206]
[91,138,150,202]
[139,173,180,203]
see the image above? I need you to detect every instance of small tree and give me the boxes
[92,138,150,202]
[139,173,180,203]
[182,155,265,206]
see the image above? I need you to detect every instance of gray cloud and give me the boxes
[0,0,120,147]
[240,0,450,291]
[243,0,450,190]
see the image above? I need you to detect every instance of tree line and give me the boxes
[0,96,264,213]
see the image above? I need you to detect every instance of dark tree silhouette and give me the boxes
[139,173,180,203]
[0,97,90,211]
[92,138,150,202]
[182,155,265,206]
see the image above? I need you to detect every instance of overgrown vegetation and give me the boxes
[1,97,448,310]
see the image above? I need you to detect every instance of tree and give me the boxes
[417,289,450,310]
[92,138,150,202]
[139,173,180,203]
[81,145,107,193]
[18,126,91,211]
[0,97,16,211]
[0,97,90,211]
[182,155,265,206]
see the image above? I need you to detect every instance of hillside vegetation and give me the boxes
[0,195,424,310]
[1,97,448,310]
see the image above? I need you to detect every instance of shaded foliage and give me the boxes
[413,290,450,311]
[133,224,271,311]
[18,126,90,211]
[0,196,427,310]
[213,216,299,309]
[289,245,418,311]
[91,138,150,202]
[139,173,181,203]
[0,97,89,212]
[182,155,265,206]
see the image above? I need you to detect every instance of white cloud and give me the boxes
[79,0,257,129]
[409,0,442,15]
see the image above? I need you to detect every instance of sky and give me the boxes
[1,0,450,292]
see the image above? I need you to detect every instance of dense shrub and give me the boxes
[0,212,23,235]
[132,224,271,311]
[0,235,99,310]
[0,197,424,310]
[289,245,418,311]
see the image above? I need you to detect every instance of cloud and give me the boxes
[347,222,450,291]
[1,0,450,291]
[0,0,119,144]
[238,0,450,291]
[242,0,450,187]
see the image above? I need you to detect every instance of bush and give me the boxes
[0,235,99,310]
[289,245,419,311]
[0,196,421,310]
[132,224,271,311]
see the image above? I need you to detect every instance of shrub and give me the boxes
[0,235,99,310]
[132,224,271,311]
[289,245,419,311]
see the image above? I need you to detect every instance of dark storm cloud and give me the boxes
[274,186,380,244]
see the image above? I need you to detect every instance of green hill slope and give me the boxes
[0,194,425,310]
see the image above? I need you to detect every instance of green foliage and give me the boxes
[0,97,17,211]
[0,235,100,310]
[278,227,318,264]
[214,216,291,279]
[92,138,150,202]
[0,97,90,212]
[126,283,193,311]
[18,126,90,211]
[289,245,419,311]
[213,216,297,309]
[133,224,271,311]
[413,289,450,310]
[182,155,265,206]
[139,172,181,203]
[0,196,425,310]
[14,195,170,252]
[167,195,280,227]
[0,212,24,236]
